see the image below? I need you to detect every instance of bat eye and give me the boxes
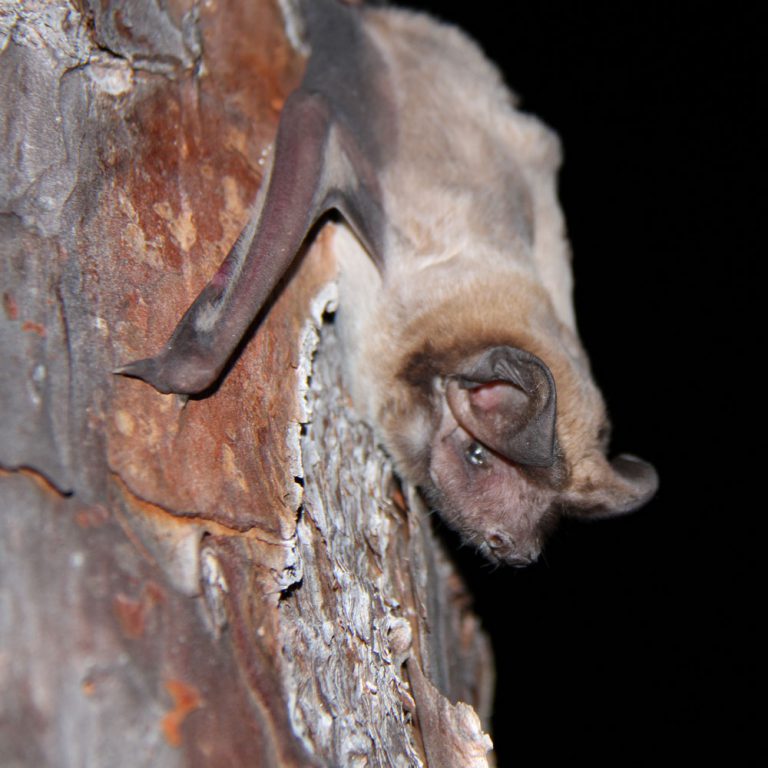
[465,441,489,468]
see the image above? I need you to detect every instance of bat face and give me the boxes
[423,368,654,567]
[373,336,656,567]
[427,406,560,566]
[428,351,559,566]
[119,0,658,566]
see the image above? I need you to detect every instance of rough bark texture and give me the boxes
[0,1,494,765]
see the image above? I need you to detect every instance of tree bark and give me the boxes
[0,1,494,765]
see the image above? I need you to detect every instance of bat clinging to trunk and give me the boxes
[119,0,657,566]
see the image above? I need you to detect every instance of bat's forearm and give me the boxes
[118,90,334,394]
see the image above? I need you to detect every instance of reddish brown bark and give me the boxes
[0,2,494,765]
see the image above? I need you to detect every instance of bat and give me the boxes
[118,0,657,566]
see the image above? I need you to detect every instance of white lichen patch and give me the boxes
[86,55,134,97]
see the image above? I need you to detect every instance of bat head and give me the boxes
[380,324,657,567]
[422,345,657,566]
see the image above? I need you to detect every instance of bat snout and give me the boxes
[484,530,540,567]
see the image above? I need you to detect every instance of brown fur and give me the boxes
[330,7,656,564]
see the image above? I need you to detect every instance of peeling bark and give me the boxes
[0,1,495,765]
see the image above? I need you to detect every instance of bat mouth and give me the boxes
[483,548,537,568]
[477,532,540,567]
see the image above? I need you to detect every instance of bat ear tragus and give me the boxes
[445,346,557,467]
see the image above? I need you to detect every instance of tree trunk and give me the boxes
[0,1,494,765]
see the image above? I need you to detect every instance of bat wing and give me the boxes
[118,1,389,394]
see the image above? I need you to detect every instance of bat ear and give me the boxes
[445,346,557,466]
[564,453,658,518]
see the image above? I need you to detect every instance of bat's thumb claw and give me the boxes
[114,351,218,396]
[113,357,169,393]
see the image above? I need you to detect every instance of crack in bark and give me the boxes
[112,472,295,543]
[0,465,73,498]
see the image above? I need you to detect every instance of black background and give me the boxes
[402,2,758,764]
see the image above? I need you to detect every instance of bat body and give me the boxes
[120,0,657,565]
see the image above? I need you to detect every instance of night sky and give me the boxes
[400,3,758,764]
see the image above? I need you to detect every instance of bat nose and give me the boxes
[487,532,539,567]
